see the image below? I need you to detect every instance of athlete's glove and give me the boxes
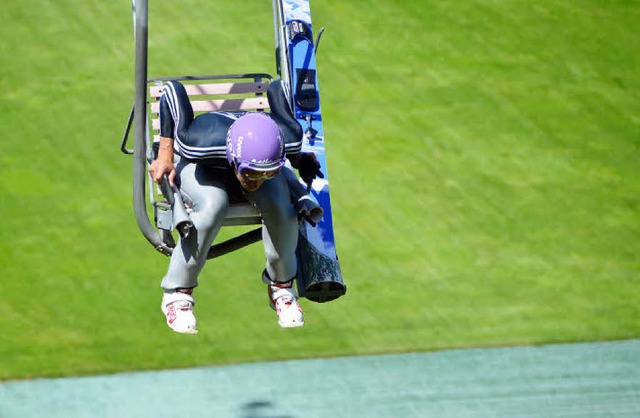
[294,195,324,227]
[293,152,324,190]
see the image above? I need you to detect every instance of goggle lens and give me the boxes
[240,167,281,181]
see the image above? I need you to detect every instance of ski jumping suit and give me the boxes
[158,79,307,290]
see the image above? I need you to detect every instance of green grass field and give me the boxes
[0,0,638,381]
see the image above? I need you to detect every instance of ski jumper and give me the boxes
[158,80,306,290]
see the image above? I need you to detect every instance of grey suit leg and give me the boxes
[161,160,229,290]
[246,167,299,283]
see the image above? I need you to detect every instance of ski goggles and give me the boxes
[237,165,282,181]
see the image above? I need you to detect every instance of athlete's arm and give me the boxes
[149,136,176,187]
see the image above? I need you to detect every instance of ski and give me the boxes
[273,0,346,302]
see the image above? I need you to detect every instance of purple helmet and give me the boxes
[226,113,286,173]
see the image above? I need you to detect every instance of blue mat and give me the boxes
[1,340,638,417]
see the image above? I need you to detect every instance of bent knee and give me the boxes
[192,194,229,230]
[260,197,296,224]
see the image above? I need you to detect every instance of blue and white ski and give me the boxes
[273,0,346,302]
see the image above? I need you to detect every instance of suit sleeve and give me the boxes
[268,80,303,155]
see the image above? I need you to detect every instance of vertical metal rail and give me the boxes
[272,0,292,98]
[132,0,166,251]
[272,0,281,75]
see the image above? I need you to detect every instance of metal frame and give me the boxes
[123,0,264,258]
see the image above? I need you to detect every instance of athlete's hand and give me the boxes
[149,158,176,188]
[292,152,324,190]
